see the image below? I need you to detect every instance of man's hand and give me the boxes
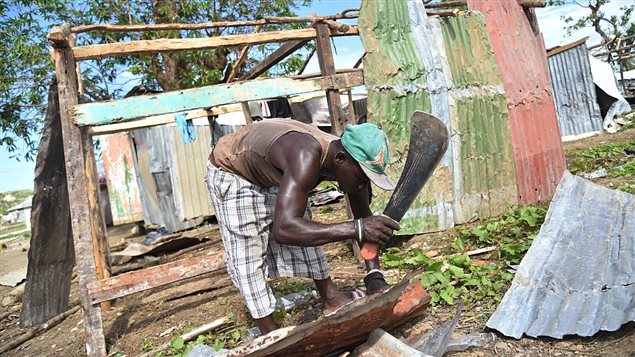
[361,215,400,246]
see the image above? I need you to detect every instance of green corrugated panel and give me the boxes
[360,0,450,234]
[359,1,517,234]
[440,14,502,87]
[436,14,517,223]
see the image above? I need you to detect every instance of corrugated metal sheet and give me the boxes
[434,13,518,223]
[468,0,566,204]
[131,124,213,232]
[547,42,603,140]
[359,0,517,234]
[487,172,635,338]
[100,133,144,225]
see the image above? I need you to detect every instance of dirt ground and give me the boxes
[0,128,633,356]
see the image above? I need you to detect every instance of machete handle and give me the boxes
[361,242,379,260]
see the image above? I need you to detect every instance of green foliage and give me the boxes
[0,0,313,160]
[550,0,634,41]
[567,140,635,178]
[141,338,156,351]
[158,313,244,356]
[382,205,546,314]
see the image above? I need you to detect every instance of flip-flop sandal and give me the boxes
[351,288,367,300]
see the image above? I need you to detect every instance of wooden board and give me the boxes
[223,269,430,356]
[240,40,310,80]
[49,30,107,356]
[71,71,364,126]
[87,253,224,304]
[72,27,358,61]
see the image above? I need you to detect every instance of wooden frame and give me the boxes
[48,16,363,356]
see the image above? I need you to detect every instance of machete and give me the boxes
[361,111,449,260]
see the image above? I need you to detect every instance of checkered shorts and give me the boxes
[206,164,331,319]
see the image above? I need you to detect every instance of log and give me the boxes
[72,27,358,61]
[315,23,348,135]
[227,25,262,83]
[72,71,364,126]
[87,253,224,304]
[0,306,80,355]
[224,269,430,356]
[49,25,107,357]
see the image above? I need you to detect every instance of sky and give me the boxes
[0,0,631,193]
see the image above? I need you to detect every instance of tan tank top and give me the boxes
[211,119,337,188]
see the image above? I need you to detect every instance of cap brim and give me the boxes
[360,165,396,191]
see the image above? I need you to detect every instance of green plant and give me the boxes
[567,140,635,177]
[141,338,155,352]
[381,205,546,315]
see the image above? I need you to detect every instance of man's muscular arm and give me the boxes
[270,132,396,247]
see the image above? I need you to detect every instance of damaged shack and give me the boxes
[21,0,575,355]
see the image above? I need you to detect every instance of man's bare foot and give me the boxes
[322,289,353,315]
[314,277,353,315]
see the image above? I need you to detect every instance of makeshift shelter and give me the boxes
[546,38,603,141]
[42,0,559,354]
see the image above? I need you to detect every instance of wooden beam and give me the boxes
[241,102,253,124]
[72,27,358,61]
[48,25,107,357]
[225,269,431,356]
[227,25,262,83]
[72,15,355,34]
[315,23,348,135]
[240,40,310,80]
[87,253,224,304]
[72,71,364,126]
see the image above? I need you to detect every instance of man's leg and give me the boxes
[364,255,390,295]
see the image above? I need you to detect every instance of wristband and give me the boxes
[355,218,364,244]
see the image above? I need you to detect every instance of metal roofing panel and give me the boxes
[172,125,215,221]
[468,0,567,204]
[487,172,635,338]
[434,13,518,223]
[100,133,144,225]
[546,43,603,139]
[359,0,454,234]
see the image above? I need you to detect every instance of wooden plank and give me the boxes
[241,102,254,124]
[48,25,107,357]
[546,37,589,57]
[72,71,364,126]
[240,40,310,80]
[87,253,224,304]
[224,269,430,356]
[315,23,348,135]
[73,27,358,61]
[227,25,262,82]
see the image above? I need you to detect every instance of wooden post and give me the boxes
[315,22,348,136]
[48,25,108,356]
[241,102,254,124]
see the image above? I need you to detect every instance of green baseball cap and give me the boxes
[341,123,396,190]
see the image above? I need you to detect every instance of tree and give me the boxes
[549,0,634,43]
[1,0,312,160]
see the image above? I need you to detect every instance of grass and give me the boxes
[567,140,635,177]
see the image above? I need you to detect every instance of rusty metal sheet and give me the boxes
[100,133,144,225]
[467,0,566,204]
[546,41,603,140]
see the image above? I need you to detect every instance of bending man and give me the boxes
[206,119,399,334]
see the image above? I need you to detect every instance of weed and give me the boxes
[382,205,546,317]
[141,338,155,352]
[567,140,635,177]
[160,313,244,357]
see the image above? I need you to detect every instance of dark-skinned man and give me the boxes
[206,118,400,335]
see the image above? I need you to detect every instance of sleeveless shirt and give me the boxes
[210,119,338,188]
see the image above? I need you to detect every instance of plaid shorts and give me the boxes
[206,164,331,319]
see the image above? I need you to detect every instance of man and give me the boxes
[206,118,400,334]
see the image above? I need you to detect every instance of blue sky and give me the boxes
[0,0,629,192]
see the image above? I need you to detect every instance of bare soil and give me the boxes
[1,130,634,356]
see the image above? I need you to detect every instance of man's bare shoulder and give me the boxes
[269,131,323,174]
